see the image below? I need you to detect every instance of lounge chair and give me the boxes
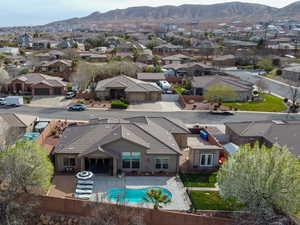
[74,193,91,200]
[75,189,93,194]
[77,180,94,185]
[76,184,93,190]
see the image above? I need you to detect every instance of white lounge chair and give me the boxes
[76,184,93,190]
[77,180,94,185]
[76,189,93,194]
[74,193,91,200]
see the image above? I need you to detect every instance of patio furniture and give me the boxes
[77,180,94,185]
[74,193,91,200]
[75,189,93,194]
[76,184,93,190]
[76,171,94,180]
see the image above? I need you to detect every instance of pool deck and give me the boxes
[90,176,190,211]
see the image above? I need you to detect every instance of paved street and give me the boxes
[1,105,300,124]
[226,69,300,101]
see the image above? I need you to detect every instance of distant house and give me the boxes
[0,113,37,151]
[37,60,73,73]
[57,39,79,49]
[137,73,165,83]
[212,55,236,67]
[32,39,56,49]
[225,120,300,159]
[52,116,190,175]
[191,75,253,102]
[79,53,108,63]
[153,43,183,55]
[18,33,33,48]
[0,47,19,56]
[95,75,161,103]
[162,54,193,65]
[282,65,300,82]
[8,73,67,96]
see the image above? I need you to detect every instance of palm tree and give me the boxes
[143,189,171,210]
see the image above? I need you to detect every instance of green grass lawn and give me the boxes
[223,94,287,112]
[190,191,243,211]
[180,173,217,187]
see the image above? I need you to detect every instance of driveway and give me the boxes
[30,96,72,108]
[128,101,182,111]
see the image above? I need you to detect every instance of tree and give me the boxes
[111,47,118,57]
[146,41,160,50]
[47,42,51,49]
[132,49,141,62]
[288,81,300,113]
[255,79,268,93]
[0,140,54,225]
[143,189,171,210]
[0,68,9,90]
[204,83,238,103]
[218,143,300,224]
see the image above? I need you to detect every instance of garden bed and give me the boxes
[180,173,217,188]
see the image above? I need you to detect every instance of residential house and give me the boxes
[18,33,33,48]
[282,65,300,82]
[52,116,190,175]
[0,113,37,151]
[37,60,73,73]
[79,53,108,63]
[137,73,165,83]
[95,75,162,103]
[153,43,183,55]
[8,73,67,95]
[0,47,19,56]
[225,120,300,159]
[162,54,193,65]
[212,55,236,67]
[191,75,253,102]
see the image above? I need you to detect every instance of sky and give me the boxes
[0,0,299,27]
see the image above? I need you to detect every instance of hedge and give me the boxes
[111,100,128,109]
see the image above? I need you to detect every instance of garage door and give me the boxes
[34,88,50,95]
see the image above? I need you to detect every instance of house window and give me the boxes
[122,152,141,169]
[155,158,169,169]
[63,158,76,167]
[200,154,214,167]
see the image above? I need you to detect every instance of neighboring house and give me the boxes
[137,73,165,83]
[32,39,53,49]
[52,116,190,175]
[8,73,67,96]
[153,43,183,55]
[57,39,79,49]
[191,75,253,102]
[95,75,162,103]
[18,33,33,48]
[282,65,300,82]
[162,54,193,65]
[37,60,72,73]
[212,55,236,67]
[225,120,300,159]
[79,53,108,63]
[0,113,36,151]
[0,47,19,56]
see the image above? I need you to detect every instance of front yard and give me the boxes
[223,94,287,112]
[190,191,243,211]
[180,173,217,188]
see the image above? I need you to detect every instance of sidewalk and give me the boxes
[187,187,219,191]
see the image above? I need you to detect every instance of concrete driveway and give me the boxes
[128,101,182,111]
[30,96,72,108]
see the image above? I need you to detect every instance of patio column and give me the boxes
[113,158,117,176]
[80,158,85,171]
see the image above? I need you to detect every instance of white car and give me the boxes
[158,80,171,90]
[0,98,6,105]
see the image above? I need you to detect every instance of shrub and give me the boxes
[111,100,128,109]
[23,96,33,104]
[76,100,85,104]
[49,129,57,136]
[121,99,129,105]
[276,69,282,76]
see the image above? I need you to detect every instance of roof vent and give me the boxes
[272,120,286,125]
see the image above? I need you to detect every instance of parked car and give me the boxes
[66,92,76,99]
[5,96,24,106]
[0,98,6,105]
[68,104,86,111]
[209,110,234,116]
[158,80,171,90]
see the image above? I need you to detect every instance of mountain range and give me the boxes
[48,1,300,26]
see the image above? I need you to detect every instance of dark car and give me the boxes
[209,110,234,116]
[68,104,86,111]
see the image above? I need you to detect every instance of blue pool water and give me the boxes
[22,132,40,141]
[107,187,172,203]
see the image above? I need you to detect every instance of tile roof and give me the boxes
[11,73,66,87]
[54,116,190,156]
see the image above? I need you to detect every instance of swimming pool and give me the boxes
[107,187,172,203]
[22,132,40,141]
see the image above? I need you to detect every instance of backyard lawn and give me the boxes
[180,173,217,187]
[190,191,243,211]
[223,94,287,112]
